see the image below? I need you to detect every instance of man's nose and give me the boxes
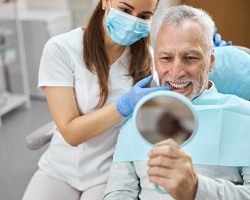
[169,59,185,79]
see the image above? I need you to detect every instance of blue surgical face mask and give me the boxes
[105,4,151,46]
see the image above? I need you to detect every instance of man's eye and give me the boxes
[161,57,172,62]
[184,57,198,62]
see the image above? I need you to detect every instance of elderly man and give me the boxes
[103,5,250,200]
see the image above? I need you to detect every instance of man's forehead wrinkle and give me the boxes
[181,50,202,56]
[156,50,202,56]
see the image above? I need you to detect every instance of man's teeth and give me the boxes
[168,82,190,89]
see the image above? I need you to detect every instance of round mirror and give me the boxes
[134,91,197,146]
[133,91,198,194]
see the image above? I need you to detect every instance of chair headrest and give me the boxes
[209,46,250,100]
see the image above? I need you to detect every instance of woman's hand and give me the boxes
[213,27,232,47]
[116,76,170,117]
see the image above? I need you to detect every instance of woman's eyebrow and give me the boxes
[120,2,134,10]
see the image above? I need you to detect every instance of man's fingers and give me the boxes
[148,142,180,159]
[155,138,178,147]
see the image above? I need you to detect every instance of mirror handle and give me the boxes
[153,184,167,194]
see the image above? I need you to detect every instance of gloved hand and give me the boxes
[213,27,232,47]
[116,76,170,117]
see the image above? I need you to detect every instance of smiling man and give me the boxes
[155,14,214,100]
[103,5,250,200]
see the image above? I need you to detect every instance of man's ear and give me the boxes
[209,49,215,72]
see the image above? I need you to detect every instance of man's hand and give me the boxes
[147,139,198,200]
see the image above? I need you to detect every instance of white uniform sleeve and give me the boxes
[38,38,74,88]
[103,162,140,200]
[195,167,250,200]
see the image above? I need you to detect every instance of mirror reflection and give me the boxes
[136,95,196,146]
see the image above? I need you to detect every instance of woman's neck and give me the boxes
[105,42,126,65]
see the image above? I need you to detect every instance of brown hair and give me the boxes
[83,1,153,108]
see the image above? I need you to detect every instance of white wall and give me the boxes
[0,0,70,17]
[0,0,72,96]
[26,0,70,10]
[68,0,98,28]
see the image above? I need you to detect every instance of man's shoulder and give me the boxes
[194,89,249,107]
[216,91,249,105]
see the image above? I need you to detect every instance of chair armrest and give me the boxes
[25,121,55,150]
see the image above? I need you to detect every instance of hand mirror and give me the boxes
[133,91,198,193]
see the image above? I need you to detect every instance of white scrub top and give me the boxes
[37,27,133,191]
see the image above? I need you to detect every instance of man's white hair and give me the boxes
[155,5,215,50]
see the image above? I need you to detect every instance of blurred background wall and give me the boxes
[181,0,250,48]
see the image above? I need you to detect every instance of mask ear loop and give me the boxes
[108,0,112,10]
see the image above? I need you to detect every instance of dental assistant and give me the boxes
[22,0,169,199]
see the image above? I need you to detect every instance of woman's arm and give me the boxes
[44,86,123,146]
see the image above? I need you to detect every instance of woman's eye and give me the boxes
[121,8,131,15]
[138,15,150,20]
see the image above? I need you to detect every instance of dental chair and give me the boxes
[25,45,250,150]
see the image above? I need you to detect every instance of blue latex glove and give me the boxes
[116,76,170,117]
[213,27,232,47]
